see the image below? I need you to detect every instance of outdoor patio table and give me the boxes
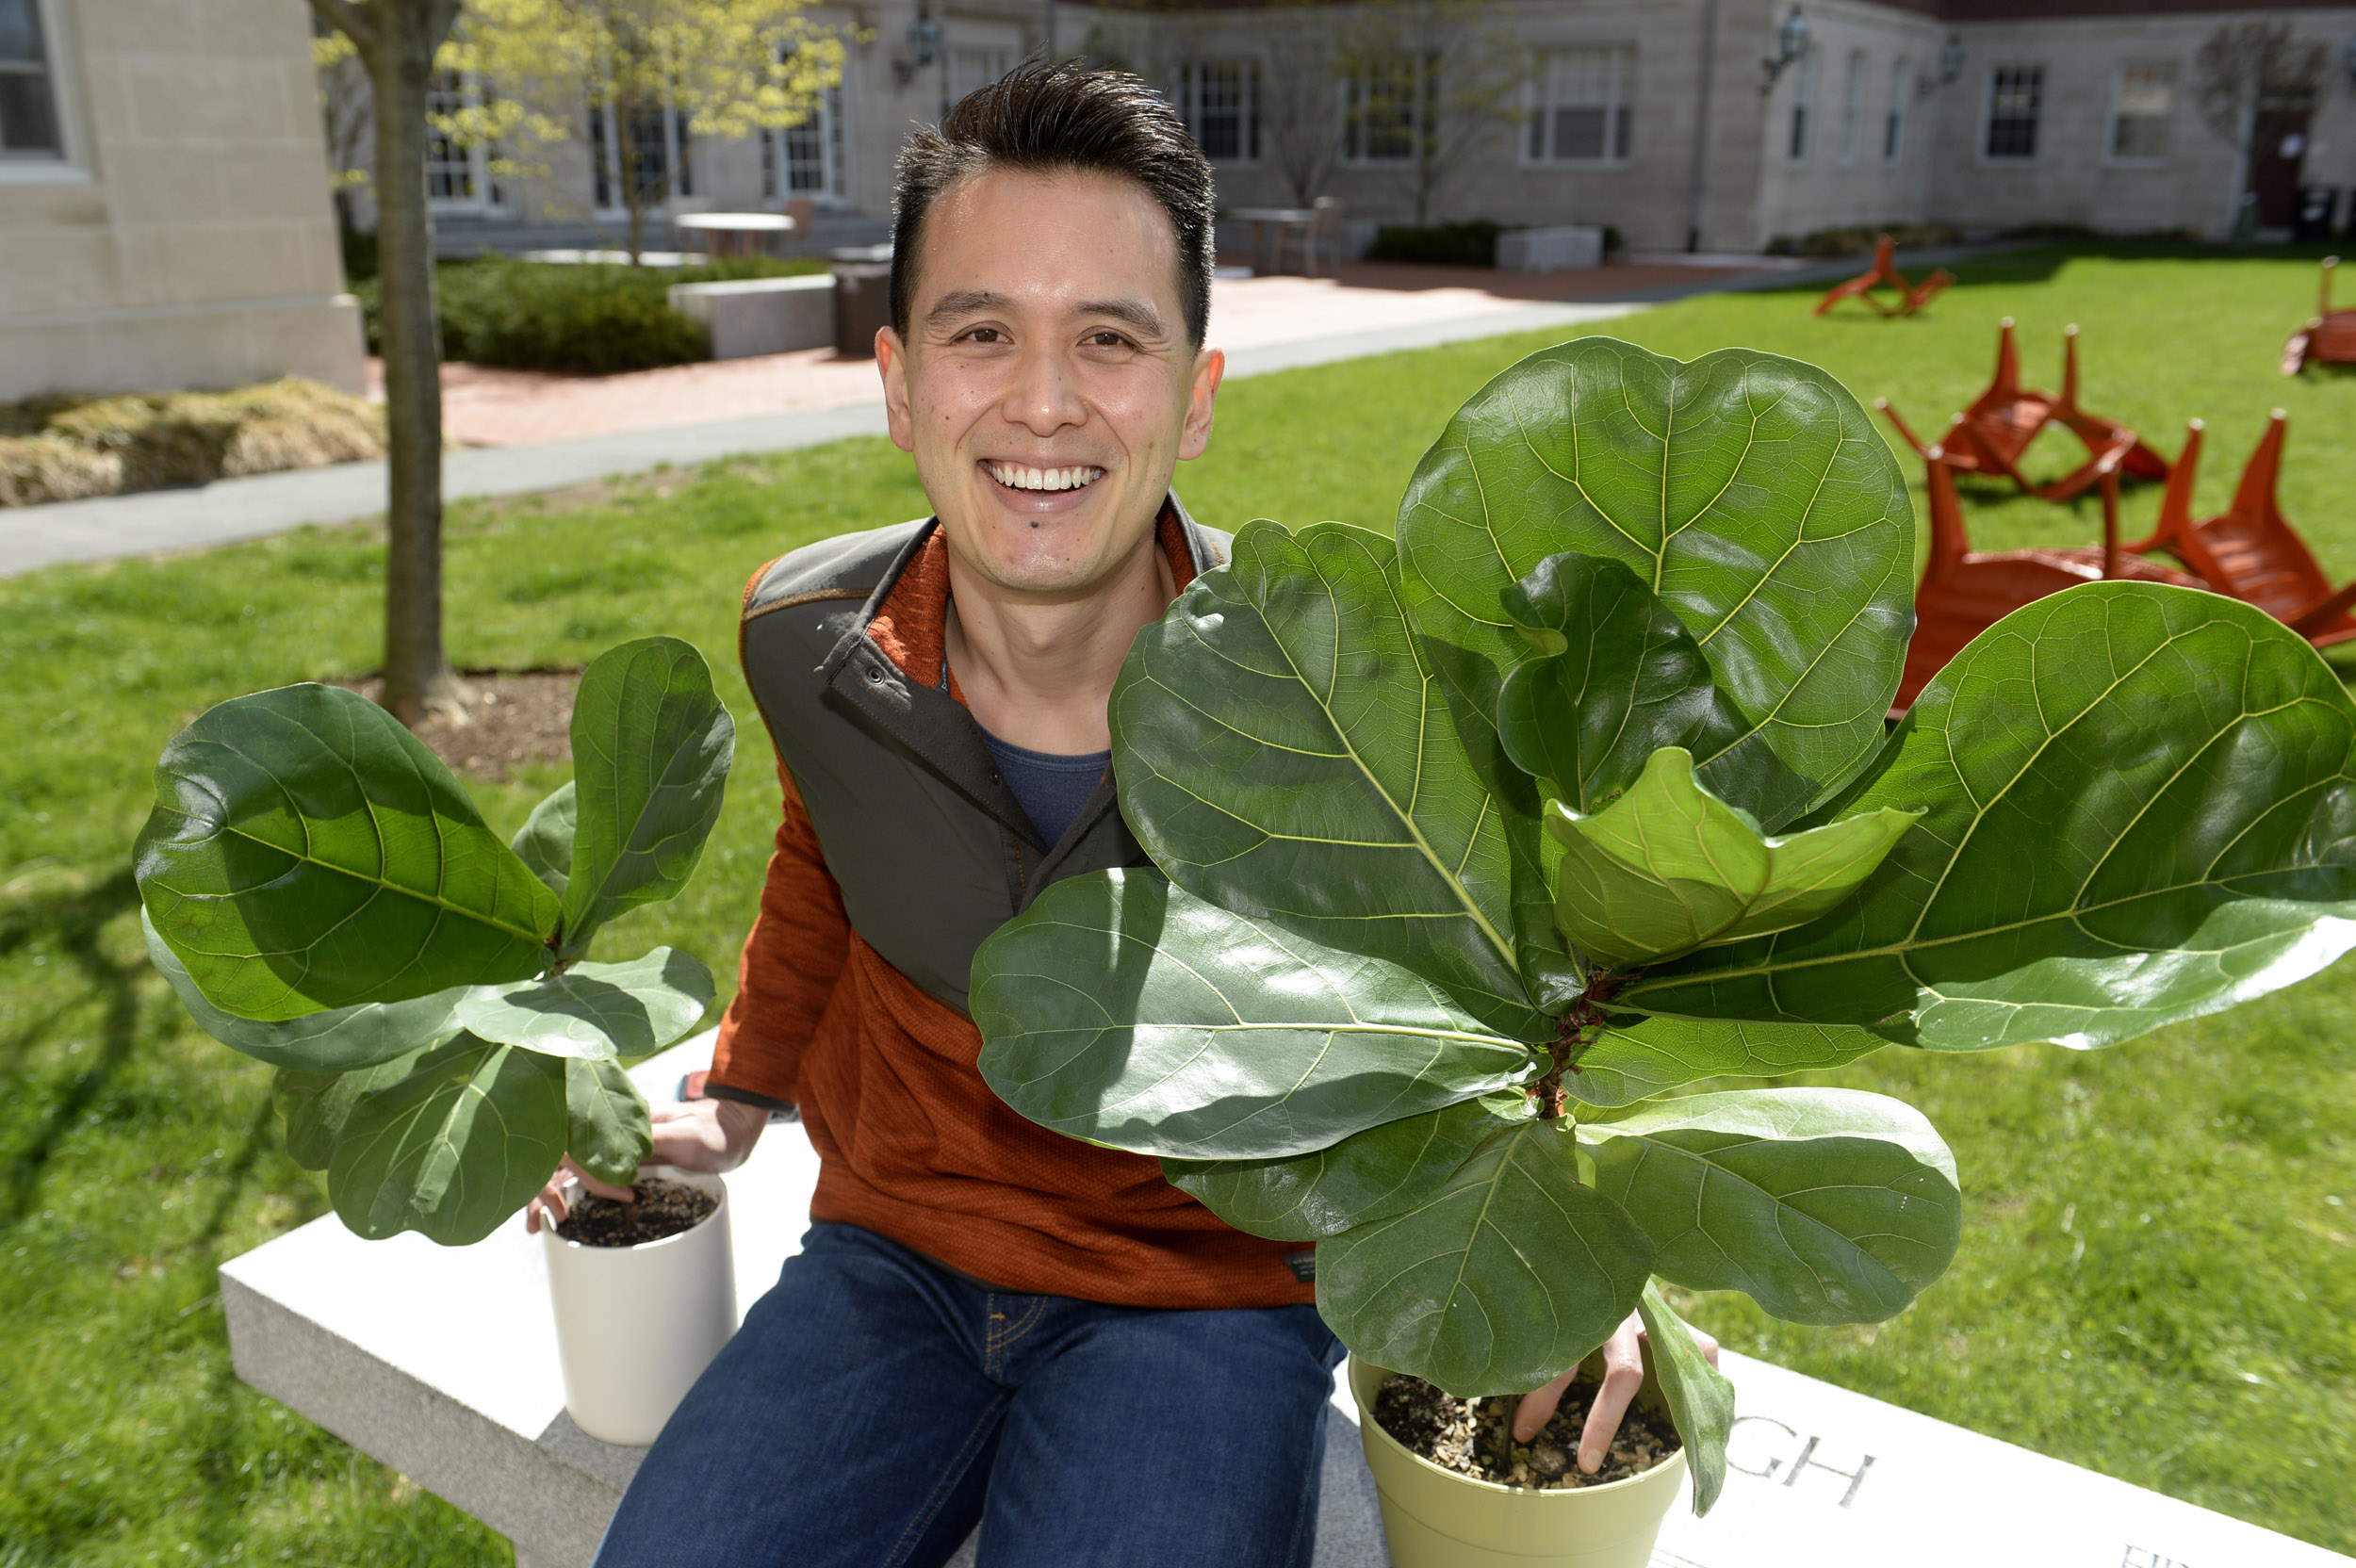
[214,1036,2349,1568]
[672,212,798,257]
[1230,205,1319,276]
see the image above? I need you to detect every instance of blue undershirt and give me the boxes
[979,729,1111,848]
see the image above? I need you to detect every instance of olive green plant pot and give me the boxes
[1349,1358,1689,1568]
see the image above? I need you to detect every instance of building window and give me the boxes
[1346,54,1431,165]
[1984,66,2042,160]
[1526,46,1632,164]
[1884,56,1907,163]
[0,0,63,157]
[2109,63,2174,164]
[1177,60,1259,164]
[944,47,1007,116]
[1787,51,1813,162]
[427,73,502,215]
[592,105,692,211]
[763,83,846,203]
[1840,49,1865,164]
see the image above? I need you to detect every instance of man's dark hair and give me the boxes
[891,59,1216,348]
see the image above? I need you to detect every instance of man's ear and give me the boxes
[877,326,917,454]
[1177,346,1225,463]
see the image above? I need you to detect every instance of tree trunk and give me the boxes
[330,0,466,727]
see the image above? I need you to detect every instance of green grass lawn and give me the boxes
[3,244,2349,1563]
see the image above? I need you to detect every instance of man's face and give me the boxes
[878,167,1221,601]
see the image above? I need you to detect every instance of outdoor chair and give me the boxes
[2127,412,2356,646]
[1876,319,2171,505]
[783,197,816,253]
[1812,234,1955,318]
[2280,255,2356,374]
[1897,441,2206,711]
[1273,197,1346,278]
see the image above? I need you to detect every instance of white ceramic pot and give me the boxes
[543,1166,737,1446]
[1350,1358,1688,1568]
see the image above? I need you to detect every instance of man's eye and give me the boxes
[964,327,1006,344]
[1088,331,1132,348]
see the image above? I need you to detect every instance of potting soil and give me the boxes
[554,1178,716,1247]
[1372,1371,1681,1490]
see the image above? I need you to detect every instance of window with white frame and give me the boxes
[427,72,502,215]
[2109,63,2174,163]
[1177,60,1259,164]
[0,0,63,158]
[944,47,1007,116]
[1526,46,1632,164]
[1840,49,1866,163]
[1345,54,1431,165]
[1787,51,1814,161]
[1884,55,1907,162]
[1983,65,2041,160]
[591,103,693,212]
[764,84,847,203]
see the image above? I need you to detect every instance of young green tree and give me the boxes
[442,0,848,265]
[1338,0,1524,227]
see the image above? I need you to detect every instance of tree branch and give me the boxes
[304,0,377,56]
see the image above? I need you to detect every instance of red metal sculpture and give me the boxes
[2281,255,2356,375]
[2128,412,2356,645]
[1813,235,1955,318]
[1897,442,2206,712]
[1878,319,2171,504]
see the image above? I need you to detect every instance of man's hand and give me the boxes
[1508,1310,1719,1474]
[524,1097,771,1233]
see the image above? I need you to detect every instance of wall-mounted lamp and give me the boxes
[1939,33,1965,85]
[1760,8,1811,93]
[893,10,941,86]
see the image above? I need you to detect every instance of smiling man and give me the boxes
[550,61,1692,1568]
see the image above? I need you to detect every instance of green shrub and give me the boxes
[355,256,829,375]
[1369,220,1513,268]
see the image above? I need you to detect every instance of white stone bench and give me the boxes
[666,275,835,360]
[219,1035,2348,1568]
[1498,225,1605,273]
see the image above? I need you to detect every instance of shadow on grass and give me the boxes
[0,864,145,1228]
[1740,238,2348,302]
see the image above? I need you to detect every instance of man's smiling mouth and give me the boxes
[987,461,1105,493]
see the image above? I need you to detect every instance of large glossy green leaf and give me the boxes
[1637,1282,1734,1517]
[327,1036,568,1245]
[1547,748,1920,967]
[1113,519,1552,1037]
[1586,1088,1961,1324]
[274,1047,434,1170]
[1397,338,1914,823]
[454,947,713,1061]
[560,638,735,957]
[565,1057,653,1186]
[513,781,577,899]
[1565,1014,1886,1108]
[135,682,557,1021]
[1161,1097,1514,1242]
[143,909,465,1071]
[1317,1119,1655,1396]
[1622,585,2356,1051]
[973,870,1537,1160]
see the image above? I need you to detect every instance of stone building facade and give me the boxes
[1,0,361,400]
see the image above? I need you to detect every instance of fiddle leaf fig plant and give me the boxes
[134,635,735,1245]
[973,338,2356,1516]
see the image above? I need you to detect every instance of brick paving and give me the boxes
[381,260,1779,449]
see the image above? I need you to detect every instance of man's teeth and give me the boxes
[989,462,1104,492]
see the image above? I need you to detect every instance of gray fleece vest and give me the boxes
[737,503,1232,1017]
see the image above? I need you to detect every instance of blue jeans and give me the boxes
[594,1222,1345,1568]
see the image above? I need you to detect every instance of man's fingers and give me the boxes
[1577,1322,1646,1474]
[1512,1365,1577,1443]
[1696,1328,1721,1369]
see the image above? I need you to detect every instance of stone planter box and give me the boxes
[666,275,835,359]
[1497,226,1604,273]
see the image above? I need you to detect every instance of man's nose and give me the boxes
[1000,342,1087,436]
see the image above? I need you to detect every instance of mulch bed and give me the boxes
[554,1178,717,1248]
[336,669,579,779]
[1371,1370,1681,1490]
